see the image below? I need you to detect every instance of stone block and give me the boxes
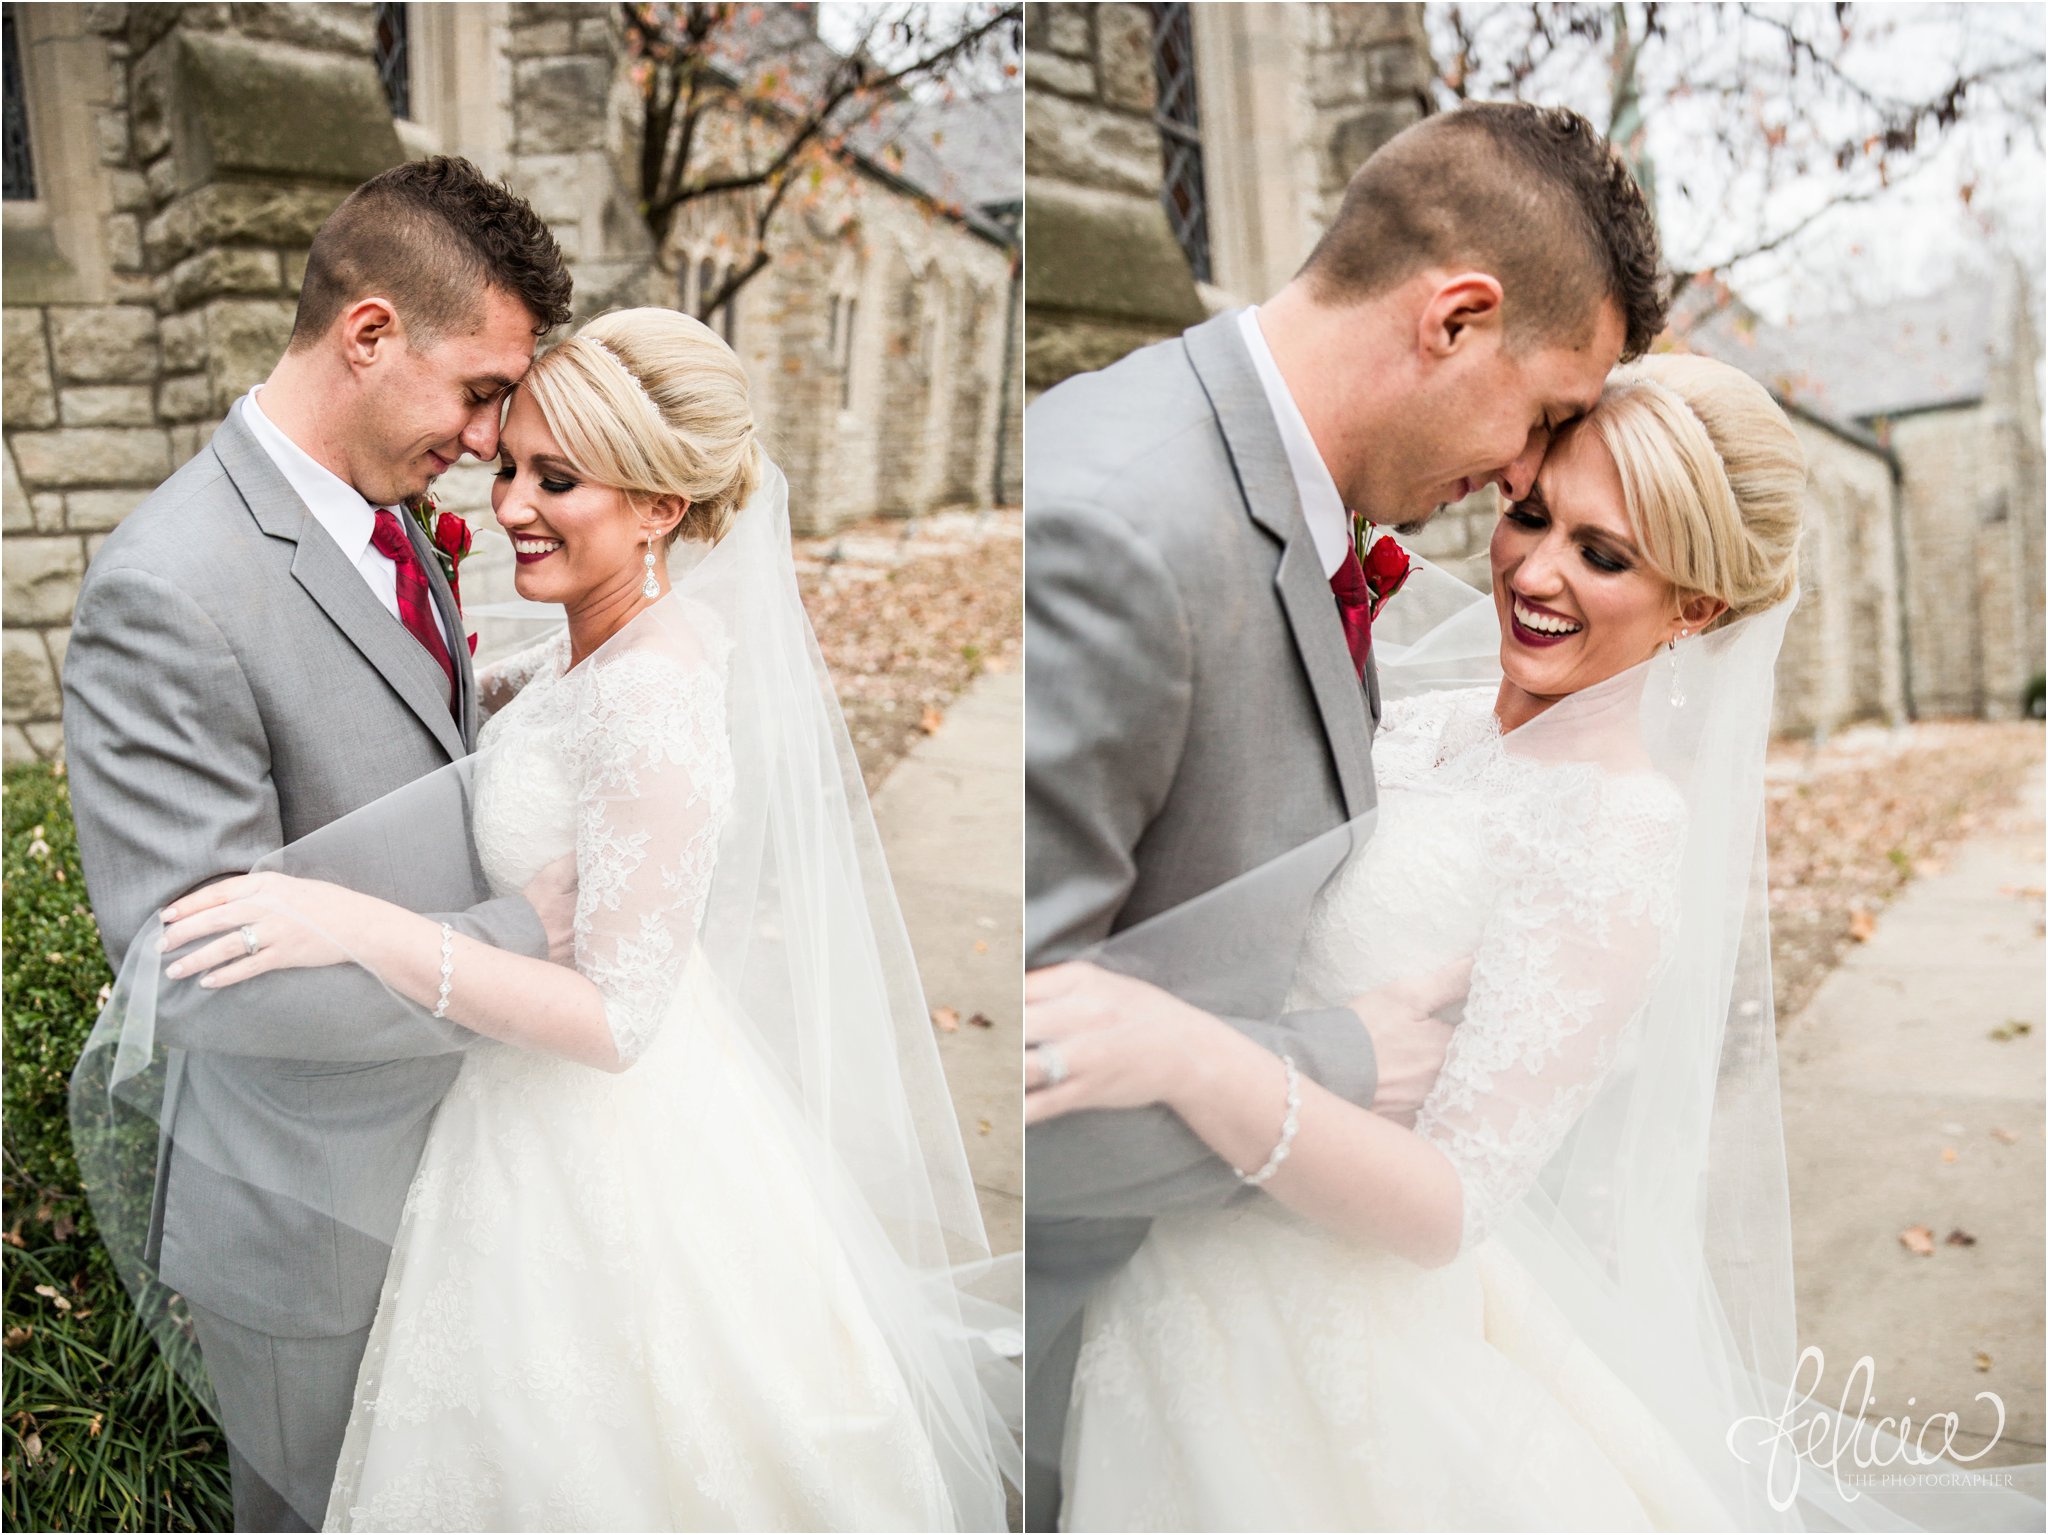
[10,427,172,489]
[1364,39,1429,99]
[109,168,151,213]
[170,423,211,464]
[228,2,379,53]
[284,250,308,293]
[2,447,29,532]
[95,106,130,167]
[1026,49,1096,102]
[573,15,613,51]
[146,153,180,204]
[2,725,33,765]
[1046,4,1092,58]
[50,305,159,384]
[166,31,405,192]
[509,19,573,55]
[514,153,588,224]
[132,39,175,162]
[2,538,87,626]
[159,309,206,372]
[512,56,612,155]
[22,722,65,761]
[65,488,146,531]
[202,300,295,403]
[165,248,281,310]
[3,311,58,428]
[60,385,156,427]
[30,493,64,530]
[106,214,144,273]
[2,630,59,721]
[1023,90,1160,200]
[1322,2,1427,51]
[157,372,215,422]
[144,181,346,267]
[1096,5,1157,115]
[1022,177,1205,330]
[1323,104,1425,191]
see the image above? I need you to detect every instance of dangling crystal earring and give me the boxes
[1668,629,1690,708]
[640,533,660,600]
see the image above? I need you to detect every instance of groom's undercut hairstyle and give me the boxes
[1300,102,1668,362]
[289,156,574,351]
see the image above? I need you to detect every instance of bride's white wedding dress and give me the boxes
[323,623,955,1532]
[1061,686,1738,1532]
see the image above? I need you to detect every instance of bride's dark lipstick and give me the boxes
[1507,594,1582,649]
[512,536,563,565]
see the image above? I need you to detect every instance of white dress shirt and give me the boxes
[240,388,454,649]
[1238,306,1351,580]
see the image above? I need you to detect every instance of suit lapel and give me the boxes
[1183,312,1375,818]
[213,411,468,761]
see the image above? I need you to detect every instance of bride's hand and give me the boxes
[1352,955,1469,1126]
[158,873,363,987]
[1024,961,1222,1125]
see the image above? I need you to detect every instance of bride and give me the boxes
[78,310,1017,1531]
[1027,353,2036,1531]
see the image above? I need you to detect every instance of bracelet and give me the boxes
[1233,1053,1301,1187]
[432,922,455,1019]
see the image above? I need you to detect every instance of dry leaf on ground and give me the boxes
[1898,1224,1936,1256]
[931,1006,960,1033]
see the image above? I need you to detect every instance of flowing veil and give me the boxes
[1065,555,2042,1531]
[69,462,1020,1529]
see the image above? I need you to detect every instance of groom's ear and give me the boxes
[1419,273,1507,360]
[338,296,402,370]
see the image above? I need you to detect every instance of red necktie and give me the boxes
[1330,547,1373,680]
[369,509,457,711]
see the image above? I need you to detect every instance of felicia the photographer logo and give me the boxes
[1727,1347,2009,1512]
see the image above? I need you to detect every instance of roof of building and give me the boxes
[1678,277,2011,426]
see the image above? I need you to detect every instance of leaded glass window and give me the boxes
[3,7,35,202]
[1149,3,1210,284]
[374,2,411,120]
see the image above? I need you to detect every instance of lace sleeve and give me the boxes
[564,641,735,1066]
[478,630,567,722]
[1414,772,1686,1252]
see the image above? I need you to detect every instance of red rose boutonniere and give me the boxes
[1350,513,1413,619]
[407,493,480,655]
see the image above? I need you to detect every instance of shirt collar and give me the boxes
[240,387,390,563]
[1238,306,1351,580]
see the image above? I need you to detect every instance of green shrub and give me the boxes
[3,764,231,1531]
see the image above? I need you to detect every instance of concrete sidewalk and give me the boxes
[869,667,1023,1260]
[1779,761,2045,1468]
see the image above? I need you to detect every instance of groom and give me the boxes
[1022,102,1668,1526]
[63,157,575,1530]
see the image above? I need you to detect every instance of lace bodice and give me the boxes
[471,619,737,1065]
[1290,687,1687,1252]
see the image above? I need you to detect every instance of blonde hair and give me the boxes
[1575,352,1806,625]
[519,307,762,546]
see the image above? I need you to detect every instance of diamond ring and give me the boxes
[1036,1041,1069,1089]
[239,924,261,958]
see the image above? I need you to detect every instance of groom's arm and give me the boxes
[64,565,546,1061]
[1026,498,1376,1218]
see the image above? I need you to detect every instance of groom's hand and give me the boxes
[523,853,579,966]
[1350,956,1468,1125]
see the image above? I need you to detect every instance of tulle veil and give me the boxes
[1062,556,2043,1531]
[68,462,1021,1529]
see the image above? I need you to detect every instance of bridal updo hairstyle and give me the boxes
[1578,353,1806,627]
[520,307,762,547]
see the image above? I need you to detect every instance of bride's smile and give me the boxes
[1489,424,1719,730]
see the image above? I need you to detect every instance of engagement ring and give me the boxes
[1036,1041,1069,1089]
[239,924,261,957]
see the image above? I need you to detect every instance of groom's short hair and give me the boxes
[289,156,574,350]
[1300,102,1667,361]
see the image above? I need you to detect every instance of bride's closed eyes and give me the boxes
[1503,496,1634,574]
[497,454,578,496]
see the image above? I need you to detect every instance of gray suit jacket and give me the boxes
[63,406,547,1339]
[1023,311,1382,1523]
